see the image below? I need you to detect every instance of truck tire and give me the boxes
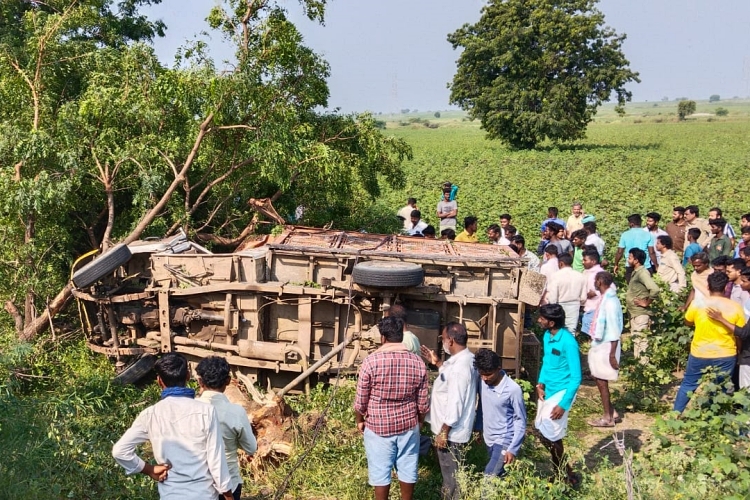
[72,243,132,288]
[352,261,424,288]
[114,354,156,385]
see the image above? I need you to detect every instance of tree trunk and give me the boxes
[20,282,73,342]
[101,181,115,251]
[4,301,23,334]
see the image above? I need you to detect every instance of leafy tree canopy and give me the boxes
[448,0,640,149]
[0,0,411,339]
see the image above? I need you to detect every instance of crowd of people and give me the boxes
[379,191,750,497]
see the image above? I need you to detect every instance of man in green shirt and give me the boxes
[534,304,581,488]
[625,248,660,362]
[705,218,733,262]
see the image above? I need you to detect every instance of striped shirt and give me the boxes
[354,344,429,436]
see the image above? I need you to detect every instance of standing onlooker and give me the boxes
[613,214,658,281]
[656,235,687,293]
[473,349,526,489]
[499,213,513,240]
[388,304,422,356]
[546,253,587,334]
[734,226,750,258]
[725,259,749,307]
[644,212,668,265]
[665,206,688,253]
[684,252,714,309]
[112,353,234,500]
[354,317,429,500]
[546,222,572,256]
[684,205,712,248]
[742,246,750,268]
[407,210,428,236]
[707,267,750,389]
[398,198,418,231]
[196,357,257,500]
[455,216,479,243]
[512,235,540,272]
[487,224,509,246]
[705,218,733,261]
[437,189,458,233]
[421,324,478,500]
[504,225,518,241]
[566,202,585,238]
[570,229,588,272]
[674,272,745,412]
[683,228,703,266]
[535,304,582,487]
[625,248,660,361]
[708,207,736,248]
[583,218,605,257]
[541,207,566,233]
[581,249,606,336]
[587,272,623,427]
[539,245,560,284]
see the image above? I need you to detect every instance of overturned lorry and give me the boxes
[71,227,544,394]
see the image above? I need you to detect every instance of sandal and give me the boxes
[588,417,615,427]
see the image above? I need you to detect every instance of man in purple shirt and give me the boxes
[355,317,430,500]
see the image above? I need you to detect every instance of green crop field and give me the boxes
[379,102,750,251]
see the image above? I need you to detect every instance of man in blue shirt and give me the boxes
[683,228,703,266]
[613,214,658,282]
[473,349,526,493]
[535,304,582,488]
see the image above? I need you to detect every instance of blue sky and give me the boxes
[143,0,750,113]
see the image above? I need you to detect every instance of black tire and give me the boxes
[72,243,132,288]
[114,354,157,385]
[352,261,424,288]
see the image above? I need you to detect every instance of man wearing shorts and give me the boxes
[354,316,429,500]
[587,272,623,427]
[535,304,582,487]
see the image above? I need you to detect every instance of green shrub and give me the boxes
[715,107,729,116]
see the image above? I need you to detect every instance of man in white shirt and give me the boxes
[488,224,510,246]
[644,212,668,265]
[581,248,606,336]
[540,245,560,282]
[196,357,257,500]
[112,353,234,500]
[511,235,540,272]
[398,198,418,231]
[583,218,605,258]
[727,259,750,308]
[546,253,588,333]
[407,210,428,236]
[420,323,478,500]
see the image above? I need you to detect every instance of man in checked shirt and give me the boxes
[354,316,430,500]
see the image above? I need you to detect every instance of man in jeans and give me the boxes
[355,316,429,500]
[625,248,660,361]
[421,323,478,500]
[473,349,526,494]
[674,272,745,412]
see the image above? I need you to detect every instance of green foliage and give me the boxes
[644,371,750,498]
[434,111,441,118]
[448,0,639,149]
[678,100,697,120]
[709,94,721,102]
[715,107,729,116]
[617,278,691,411]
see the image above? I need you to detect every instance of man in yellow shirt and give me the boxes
[673,272,745,412]
[454,216,479,243]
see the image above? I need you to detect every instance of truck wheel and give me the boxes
[114,354,156,385]
[352,261,424,288]
[72,243,132,288]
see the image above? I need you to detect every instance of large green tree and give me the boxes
[448,0,640,149]
[0,0,411,340]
